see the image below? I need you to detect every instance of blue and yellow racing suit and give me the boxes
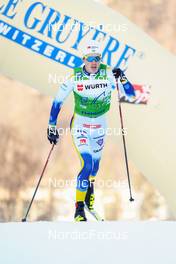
[48,64,135,201]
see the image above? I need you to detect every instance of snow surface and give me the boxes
[0,221,176,264]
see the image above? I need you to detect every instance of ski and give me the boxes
[85,205,104,221]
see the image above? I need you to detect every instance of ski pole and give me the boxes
[22,144,55,222]
[116,82,134,202]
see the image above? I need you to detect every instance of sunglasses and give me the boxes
[85,56,101,62]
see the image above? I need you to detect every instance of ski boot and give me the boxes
[85,181,104,221]
[85,181,95,211]
[74,201,87,221]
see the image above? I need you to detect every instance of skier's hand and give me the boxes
[47,125,59,145]
[112,68,122,79]
[113,68,129,85]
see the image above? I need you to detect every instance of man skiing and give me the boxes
[47,40,135,221]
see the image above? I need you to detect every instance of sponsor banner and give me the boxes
[0,20,83,68]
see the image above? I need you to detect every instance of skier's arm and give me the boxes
[47,75,74,144]
[49,75,74,125]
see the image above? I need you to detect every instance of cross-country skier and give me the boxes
[47,40,135,221]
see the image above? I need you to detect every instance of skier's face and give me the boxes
[83,55,101,74]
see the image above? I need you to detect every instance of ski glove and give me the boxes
[112,68,122,79]
[47,125,59,145]
[113,68,136,97]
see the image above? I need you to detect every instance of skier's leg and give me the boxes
[70,116,93,221]
[74,152,93,221]
[76,152,93,199]
[71,115,92,198]
[85,126,106,211]
[90,126,106,180]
